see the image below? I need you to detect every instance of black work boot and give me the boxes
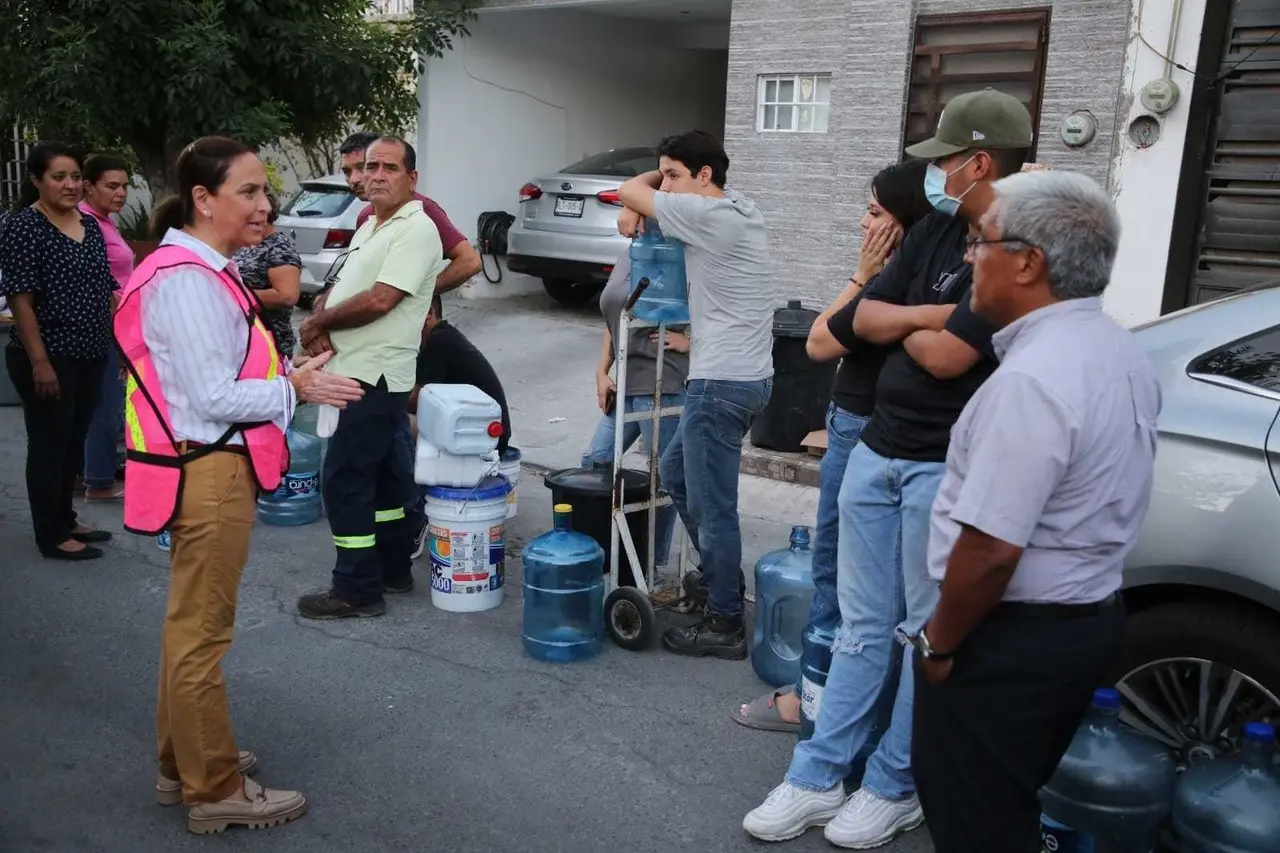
[661,612,747,660]
[681,569,748,611]
[297,591,386,620]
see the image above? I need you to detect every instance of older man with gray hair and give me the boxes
[905,170,1161,852]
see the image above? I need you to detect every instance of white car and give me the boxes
[275,174,368,296]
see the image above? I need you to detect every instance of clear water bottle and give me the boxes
[1039,688,1177,852]
[521,503,606,663]
[630,219,689,324]
[291,402,327,474]
[751,525,815,687]
[256,428,323,526]
[1173,722,1280,853]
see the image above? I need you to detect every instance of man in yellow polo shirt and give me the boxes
[295,135,446,620]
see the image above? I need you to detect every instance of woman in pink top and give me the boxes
[78,154,134,501]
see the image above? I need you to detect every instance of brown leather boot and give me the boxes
[155,750,258,806]
[186,776,307,834]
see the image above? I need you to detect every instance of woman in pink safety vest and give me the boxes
[117,137,362,835]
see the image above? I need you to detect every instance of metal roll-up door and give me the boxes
[1189,0,1280,305]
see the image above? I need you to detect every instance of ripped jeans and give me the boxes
[786,443,944,799]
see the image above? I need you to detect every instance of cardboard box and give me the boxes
[801,429,827,456]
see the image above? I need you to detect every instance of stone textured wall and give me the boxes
[728,0,1133,307]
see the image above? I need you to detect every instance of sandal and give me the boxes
[732,687,802,733]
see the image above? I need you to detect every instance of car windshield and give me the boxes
[561,148,657,178]
[281,185,354,218]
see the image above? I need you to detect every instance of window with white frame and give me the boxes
[757,73,832,133]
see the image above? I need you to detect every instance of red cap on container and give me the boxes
[487,421,503,438]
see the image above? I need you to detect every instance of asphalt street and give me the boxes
[0,291,934,853]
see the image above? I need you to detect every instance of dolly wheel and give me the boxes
[605,587,656,651]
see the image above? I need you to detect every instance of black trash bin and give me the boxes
[544,465,652,588]
[750,300,837,452]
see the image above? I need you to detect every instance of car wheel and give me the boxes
[542,278,596,305]
[1114,599,1280,768]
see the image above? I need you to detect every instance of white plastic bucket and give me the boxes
[498,447,521,519]
[425,475,511,613]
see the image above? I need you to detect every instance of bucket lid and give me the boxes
[544,465,650,499]
[773,299,819,338]
[425,474,511,502]
[1245,722,1276,742]
[500,446,522,462]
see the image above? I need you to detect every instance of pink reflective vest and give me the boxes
[114,244,288,535]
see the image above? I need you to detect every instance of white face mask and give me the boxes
[924,154,978,216]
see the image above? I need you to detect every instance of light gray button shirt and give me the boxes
[927,297,1162,604]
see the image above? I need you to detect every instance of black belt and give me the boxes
[177,439,249,458]
[992,592,1121,622]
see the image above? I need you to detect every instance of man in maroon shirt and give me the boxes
[319,130,481,309]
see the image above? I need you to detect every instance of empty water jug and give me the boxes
[1173,722,1280,853]
[629,219,689,324]
[257,427,324,526]
[751,525,815,687]
[1039,687,1177,853]
[521,503,606,663]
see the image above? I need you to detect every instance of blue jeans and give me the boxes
[660,378,772,618]
[786,443,944,799]
[83,346,124,489]
[793,404,868,695]
[581,391,685,567]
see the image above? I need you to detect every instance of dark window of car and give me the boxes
[1191,326,1280,393]
[561,148,657,178]
[281,185,355,218]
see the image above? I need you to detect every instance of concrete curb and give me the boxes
[518,446,819,488]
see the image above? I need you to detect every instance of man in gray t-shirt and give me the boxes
[617,129,774,660]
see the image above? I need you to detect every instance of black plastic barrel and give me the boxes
[544,465,651,588]
[750,300,837,452]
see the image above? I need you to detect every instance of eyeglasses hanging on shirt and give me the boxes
[322,245,361,289]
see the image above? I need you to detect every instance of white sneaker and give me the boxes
[742,781,846,842]
[824,787,924,849]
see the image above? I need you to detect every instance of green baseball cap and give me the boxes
[905,88,1034,159]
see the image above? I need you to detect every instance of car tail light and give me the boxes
[323,228,354,249]
[519,182,542,202]
[596,189,622,206]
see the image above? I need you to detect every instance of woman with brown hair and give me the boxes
[116,136,363,834]
[0,141,118,560]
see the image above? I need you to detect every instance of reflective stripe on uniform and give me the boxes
[333,534,377,549]
[374,507,406,523]
[123,369,147,452]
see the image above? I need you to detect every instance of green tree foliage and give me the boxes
[0,0,477,196]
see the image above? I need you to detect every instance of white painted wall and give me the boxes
[417,7,728,276]
[1106,0,1209,327]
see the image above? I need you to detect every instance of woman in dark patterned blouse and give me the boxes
[0,141,118,560]
[232,193,300,357]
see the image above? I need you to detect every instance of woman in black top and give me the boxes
[733,159,933,731]
[231,193,301,357]
[0,141,118,560]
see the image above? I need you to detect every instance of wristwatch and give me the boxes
[910,628,954,661]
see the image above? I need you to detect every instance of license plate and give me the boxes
[554,196,585,217]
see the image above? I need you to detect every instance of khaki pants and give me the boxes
[156,451,256,804]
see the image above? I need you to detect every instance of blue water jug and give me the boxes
[290,402,328,473]
[798,622,836,742]
[256,427,324,526]
[521,503,606,663]
[630,219,689,324]
[1173,722,1280,853]
[751,525,815,687]
[1039,687,1177,853]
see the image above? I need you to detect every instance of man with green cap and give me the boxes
[742,88,1032,849]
